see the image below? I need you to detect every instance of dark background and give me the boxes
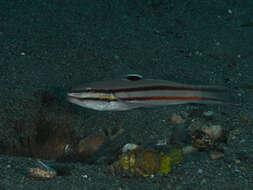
[0,0,253,189]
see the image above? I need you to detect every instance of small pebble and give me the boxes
[200,179,207,185]
[203,110,214,117]
[122,143,139,153]
[182,145,197,154]
[210,151,224,160]
[197,169,203,174]
[233,169,240,173]
[202,125,223,140]
[171,113,185,124]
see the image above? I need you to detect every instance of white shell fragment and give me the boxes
[122,143,139,153]
[28,167,56,180]
[28,160,57,180]
[202,125,223,141]
[203,110,214,117]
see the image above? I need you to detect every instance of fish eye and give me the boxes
[126,74,143,81]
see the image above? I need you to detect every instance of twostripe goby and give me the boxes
[67,74,230,111]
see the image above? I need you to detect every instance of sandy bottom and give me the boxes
[0,0,253,189]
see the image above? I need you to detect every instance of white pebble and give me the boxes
[203,110,214,117]
[198,169,203,174]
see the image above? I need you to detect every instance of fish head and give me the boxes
[67,76,142,111]
[67,83,135,111]
[67,88,114,111]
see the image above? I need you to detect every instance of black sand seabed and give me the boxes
[1,0,253,189]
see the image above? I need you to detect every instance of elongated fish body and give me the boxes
[67,75,230,111]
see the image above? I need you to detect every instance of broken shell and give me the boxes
[182,145,198,155]
[191,130,215,151]
[168,148,184,165]
[209,151,224,160]
[28,168,56,180]
[113,149,163,177]
[109,147,183,177]
[125,149,162,177]
[158,153,172,175]
[202,125,223,141]
[28,160,56,180]
[135,150,161,176]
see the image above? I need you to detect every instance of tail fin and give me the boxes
[190,85,236,105]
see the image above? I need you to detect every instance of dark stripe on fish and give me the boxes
[70,85,226,93]
[68,96,223,102]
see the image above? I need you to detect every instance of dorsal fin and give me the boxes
[125,74,143,81]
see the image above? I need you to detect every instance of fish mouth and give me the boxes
[67,93,118,103]
[67,93,83,102]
